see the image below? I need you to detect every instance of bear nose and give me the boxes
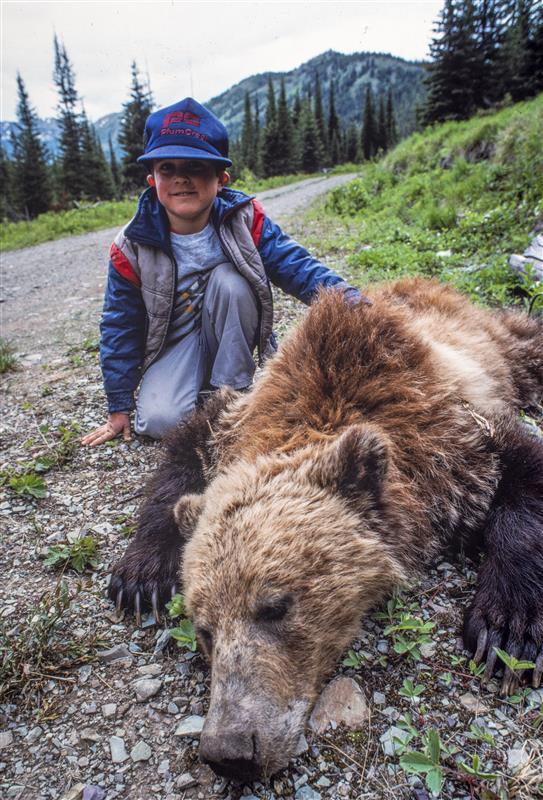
[199,729,261,781]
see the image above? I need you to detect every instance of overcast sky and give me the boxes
[1,0,443,122]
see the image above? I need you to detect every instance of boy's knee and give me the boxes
[135,400,194,439]
[207,262,254,305]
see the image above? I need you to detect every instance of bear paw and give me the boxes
[107,541,181,626]
[463,557,543,695]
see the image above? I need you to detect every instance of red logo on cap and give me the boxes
[163,111,200,128]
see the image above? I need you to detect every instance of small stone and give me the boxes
[309,677,369,733]
[109,735,128,763]
[78,665,93,684]
[25,725,42,744]
[316,776,331,788]
[137,663,162,676]
[459,692,488,713]
[153,629,172,656]
[0,731,13,750]
[134,678,162,702]
[295,787,321,800]
[174,715,205,737]
[294,734,309,755]
[157,759,170,775]
[419,642,436,658]
[97,644,132,663]
[436,250,452,258]
[102,703,117,718]
[130,740,152,762]
[167,702,179,714]
[507,746,530,774]
[528,688,543,705]
[82,702,97,715]
[80,728,100,742]
[380,726,411,757]
[373,691,386,705]
[377,640,389,654]
[82,787,106,800]
[175,772,198,789]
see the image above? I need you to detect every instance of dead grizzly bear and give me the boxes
[109,277,543,781]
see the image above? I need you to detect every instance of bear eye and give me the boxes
[196,627,213,652]
[255,594,292,623]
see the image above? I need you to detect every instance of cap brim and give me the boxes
[137,145,232,167]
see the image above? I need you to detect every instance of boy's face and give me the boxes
[148,159,228,234]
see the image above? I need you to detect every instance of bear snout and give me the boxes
[199,726,261,781]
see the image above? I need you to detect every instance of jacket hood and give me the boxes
[124,186,253,251]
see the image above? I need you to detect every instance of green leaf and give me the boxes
[426,729,441,765]
[400,751,434,773]
[9,473,47,498]
[425,766,444,795]
[170,619,197,651]
[166,593,186,619]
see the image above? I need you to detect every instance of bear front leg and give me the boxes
[108,390,238,624]
[463,421,543,694]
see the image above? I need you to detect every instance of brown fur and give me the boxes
[110,278,543,780]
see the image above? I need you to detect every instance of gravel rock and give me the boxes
[308,676,369,733]
[59,784,86,800]
[97,644,132,663]
[459,692,489,713]
[109,735,129,763]
[134,677,162,702]
[295,786,321,800]
[130,740,152,762]
[175,772,198,789]
[174,715,205,737]
[82,787,106,800]
[0,731,13,750]
[380,725,411,757]
[102,703,117,718]
[507,746,530,774]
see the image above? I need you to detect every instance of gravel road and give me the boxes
[1,173,356,356]
[1,174,542,800]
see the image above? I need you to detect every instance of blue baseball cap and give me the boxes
[137,97,232,167]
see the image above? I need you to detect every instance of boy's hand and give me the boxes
[81,412,131,447]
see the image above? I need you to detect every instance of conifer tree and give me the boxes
[275,78,294,174]
[386,88,398,147]
[261,78,283,177]
[108,134,121,197]
[240,91,255,171]
[119,61,154,192]
[79,110,114,200]
[253,96,262,176]
[360,85,377,160]
[11,73,51,218]
[502,0,537,101]
[299,99,324,172]
[327,81,340,164]
[0,143,16,220]
[527,0,543,95]
[53,35,83,201]
[344,123,359,163]
[313,72,327,161]
[376,93,388,153]
[292,92,302,127]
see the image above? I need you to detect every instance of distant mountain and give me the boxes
[1,49,426,161]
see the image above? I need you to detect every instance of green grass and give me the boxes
[0,337,19,374]
[314,94,543,307]
[0,198,138,252]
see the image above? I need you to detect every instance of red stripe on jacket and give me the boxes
[110,243,141,288]
[251,199,266,247]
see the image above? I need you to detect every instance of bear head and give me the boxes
[175,423,406,781]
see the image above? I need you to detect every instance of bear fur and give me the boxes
[109,277,543,781]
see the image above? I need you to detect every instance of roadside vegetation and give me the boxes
[307,94,542,308]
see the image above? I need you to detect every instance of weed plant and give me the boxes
[320,95,543,307]
[0,337,18,374]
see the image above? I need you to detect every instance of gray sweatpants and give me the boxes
[135,262,259,439]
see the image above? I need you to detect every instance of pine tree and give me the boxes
[474,0,510,106]
[361,85,377,160]
[527,0,543,95]
[386,88,398,148]
[327,81,340,164]
[344,124,359,163]
[108,134,121,197]
[118,61,154,192]
[502,0,538,101]
[240,91,255,171]
[275,78,294,174]
[313,72,328,164]
[53,35,83,201]
[79,109,114,200]
[0,143,16,220]
[261,78,283,177]
[11,73,52,218]
[376,93,388,154]
[253,96,262,176]
[299,99,324,172]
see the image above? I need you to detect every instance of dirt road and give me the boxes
[1,173,356,356]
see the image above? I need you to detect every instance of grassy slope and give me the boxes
[311,94,542,308]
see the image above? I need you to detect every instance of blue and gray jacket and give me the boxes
[101,186,358,413]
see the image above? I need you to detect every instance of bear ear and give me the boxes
[173,493,205,534]
[309,424,388,505]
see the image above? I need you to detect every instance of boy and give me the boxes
[82,98,363,446]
